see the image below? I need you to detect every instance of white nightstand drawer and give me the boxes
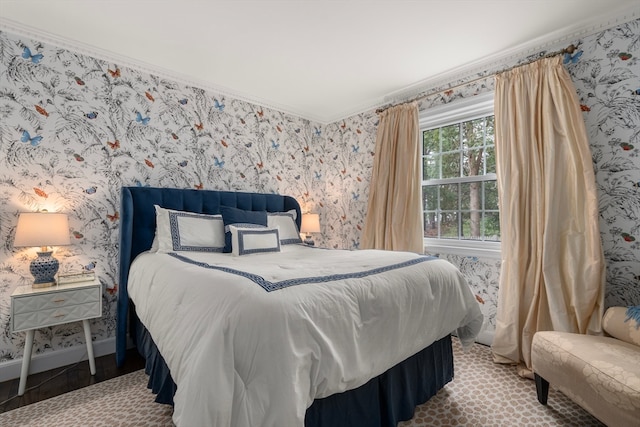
[11,279,102,395]
[13,287,99,314]
[12,301,101,332]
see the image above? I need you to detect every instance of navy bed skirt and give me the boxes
[136,318,454,427]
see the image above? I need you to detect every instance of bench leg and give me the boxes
[534,373,549,405]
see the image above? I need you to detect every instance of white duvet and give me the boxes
[128,245,483,427]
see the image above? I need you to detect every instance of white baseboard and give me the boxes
[0,337,116,383]
[453,326,495,347]
[475,329,495,347]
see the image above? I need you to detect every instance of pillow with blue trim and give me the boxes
[267,210,302,245]
[229,225,281,256]
[221,206,268,253]
[153,205,225,253]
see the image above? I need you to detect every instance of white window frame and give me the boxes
[419,92,501,259]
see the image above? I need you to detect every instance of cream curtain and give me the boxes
[362,102,423,253]
[491,56,605,377]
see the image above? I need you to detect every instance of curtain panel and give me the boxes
[491,56,605,377]
[362,102,423,253]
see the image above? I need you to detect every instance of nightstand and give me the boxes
[10,279,102,396]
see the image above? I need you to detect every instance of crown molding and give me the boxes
[0,17,323,124]
[339,3,639,121]
[1,4,638,125]
[377,4,639,108]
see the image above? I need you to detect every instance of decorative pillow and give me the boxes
[221,206,268,253]
[603,306,640,347]
[229,225,281,256]
[267,210,302,244]
[153,205,225,253]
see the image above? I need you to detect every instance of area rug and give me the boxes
[398,340,603,427]
[1,339,603,426]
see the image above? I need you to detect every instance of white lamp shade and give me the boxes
[301,213,321,234]
[14,212,71,248]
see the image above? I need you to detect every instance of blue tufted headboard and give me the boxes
[116,186,302,366]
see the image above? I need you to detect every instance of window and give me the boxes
[420,93,500,257]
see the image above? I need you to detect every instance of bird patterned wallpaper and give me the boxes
[0,17,638,365]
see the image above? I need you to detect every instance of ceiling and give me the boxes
[0,0,637,123]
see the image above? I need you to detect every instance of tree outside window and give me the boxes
[422,114,500,242]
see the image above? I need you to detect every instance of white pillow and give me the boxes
[267,210,302,245]
[153,205,225,253]
[229,224,281,256]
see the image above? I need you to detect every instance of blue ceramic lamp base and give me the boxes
[30,251,59,288]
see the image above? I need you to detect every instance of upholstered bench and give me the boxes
[531,307,640,427]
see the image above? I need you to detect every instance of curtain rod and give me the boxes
[375,43,579,114]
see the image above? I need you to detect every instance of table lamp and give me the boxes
[14,212,70,288]
[300,213,320,246]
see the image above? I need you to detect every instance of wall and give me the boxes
[0,29,324,369]
[321,18,640,341]
[315,115,379,250]
[576,19,640,308]
[0,16,638,373]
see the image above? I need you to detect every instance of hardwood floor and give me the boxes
[0,349,145,414]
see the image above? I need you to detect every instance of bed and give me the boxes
[116,186,483,427]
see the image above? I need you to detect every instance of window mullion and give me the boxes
[425,174,496,186]
[458,124,463,240]
[481,181,485,240]
[458,182,462,240]
[420,95,499,247]
[481,117,485,176]
[436,185,441,239]
[438,127,443,180]
[438,128,442,239]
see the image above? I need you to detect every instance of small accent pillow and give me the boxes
[267,210,302,245]
[229,225,281,256]
[221,206,268,253]
[603,306,640,347]
[153,205,225,253]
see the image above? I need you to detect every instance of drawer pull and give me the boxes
[52,299,66,303]
[53,313,66,318]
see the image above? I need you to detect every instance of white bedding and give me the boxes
[128,245,483,427]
